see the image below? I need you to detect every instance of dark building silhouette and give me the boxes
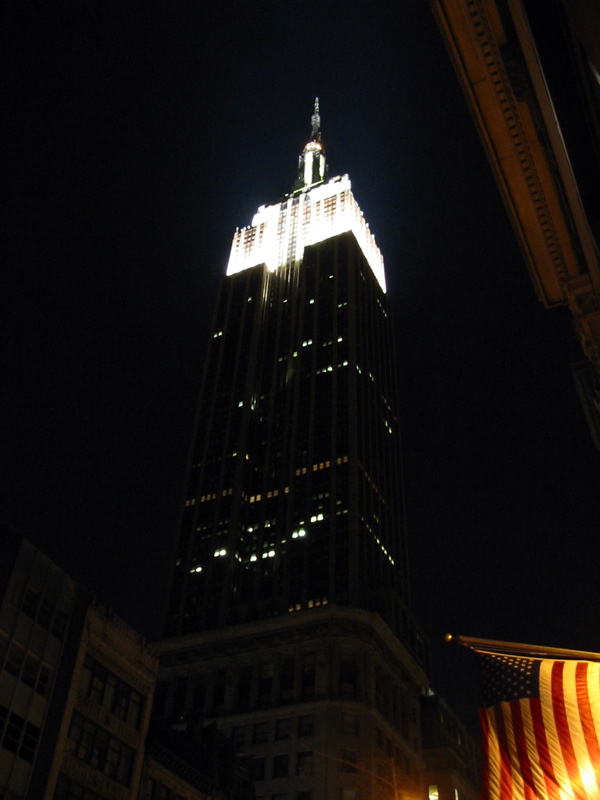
[0,530,252,800]
[166,100,421,659]
[159,103,477,800]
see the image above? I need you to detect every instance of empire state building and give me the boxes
[158,102,476,800]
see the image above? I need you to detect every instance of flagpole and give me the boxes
[445,633,600,661]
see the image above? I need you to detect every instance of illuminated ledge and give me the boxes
[227,175,386,292]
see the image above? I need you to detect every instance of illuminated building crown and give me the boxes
[227,100,386,292]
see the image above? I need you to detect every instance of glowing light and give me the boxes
[227,175,386,292]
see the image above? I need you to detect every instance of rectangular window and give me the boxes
[297,750,313,777]
[301,656,315,700]
[21,588,68,639]
[272,753,289,778]
[275,718,291,741]
[253,721,268,744]
[253,757,266,781]
[36,664,52,696]
[279,659,295,702]
[37,597,54,629]
[258,663,273,706]
[80,655,143,729]
[0,704,40,763]
[20,654,38,688]
[21,587,40,619]
[67,710,134,786]
[4,642,22,676]
[340,660,357,700]
[298,714,314,737]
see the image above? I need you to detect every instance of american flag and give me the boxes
[479,652,600,800]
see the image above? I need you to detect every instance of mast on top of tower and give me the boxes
[295,97,326,191]
[311,97,320,141]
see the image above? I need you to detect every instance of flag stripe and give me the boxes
[508,700,536,800]
[480,707,493,800]
[519,699,551,800]
[529,695,561,800]
[551,660,587,799]
[539,661,572,797]
[494,703,514,800]
[571,661,600,795]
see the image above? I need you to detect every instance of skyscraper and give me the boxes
[159,102,476,800]
[166,100,421,653]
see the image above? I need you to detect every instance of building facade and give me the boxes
[429,0,600,445]
[0,532,246,800]
[0,532,157,800]
[159,103,477,800]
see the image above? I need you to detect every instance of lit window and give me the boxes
[429,786,439,800]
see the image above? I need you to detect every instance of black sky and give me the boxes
[3,1,599,735]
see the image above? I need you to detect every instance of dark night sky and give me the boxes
[3,2,599,735]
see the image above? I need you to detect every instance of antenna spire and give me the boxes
[293,98,326,191]
[311,97,321,140]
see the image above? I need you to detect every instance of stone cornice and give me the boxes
[158,605,428,689]
[430,0,600,373]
